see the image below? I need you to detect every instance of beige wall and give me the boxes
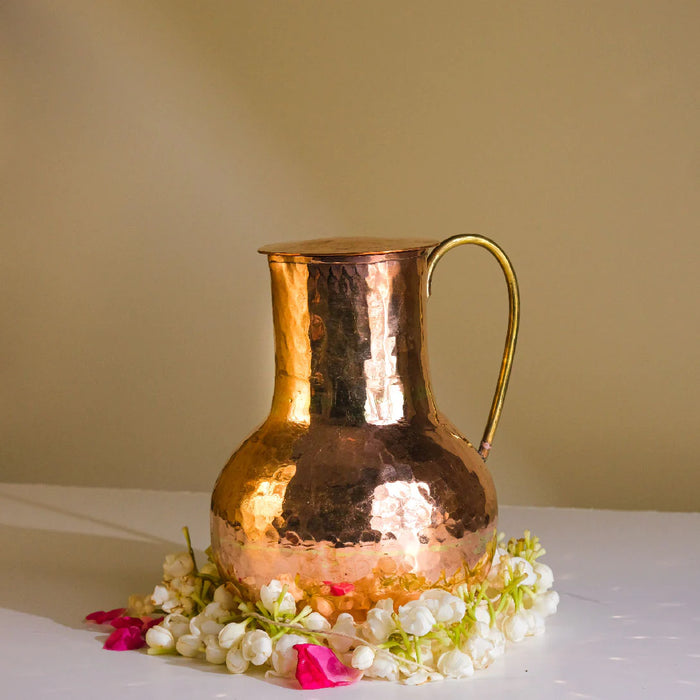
[2,1,699,510]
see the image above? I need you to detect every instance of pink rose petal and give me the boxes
[294,644,362,689]
[104,626,146,651]
[323,581,355,596]
[110,616,144,630]
[85,608,127,624]
[142,616,163,631]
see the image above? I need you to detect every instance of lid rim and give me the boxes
[258,236,439,257]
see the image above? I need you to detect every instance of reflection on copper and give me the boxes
[239,464,296,542]
[211,236,519,620]
[363,261,404,425]
[370,480,434,572]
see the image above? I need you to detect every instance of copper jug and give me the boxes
[211,235,519,618]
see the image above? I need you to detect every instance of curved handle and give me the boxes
[426,234,520,461]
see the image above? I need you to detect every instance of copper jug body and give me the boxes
[211,236,519,619]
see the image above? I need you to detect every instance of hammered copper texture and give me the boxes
[211,243,499,619]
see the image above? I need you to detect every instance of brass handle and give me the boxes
[426,235,520,461]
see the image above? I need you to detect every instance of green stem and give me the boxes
[182,526,198,574]
[147,647,178,656]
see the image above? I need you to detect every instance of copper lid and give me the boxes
[259,237,439,262]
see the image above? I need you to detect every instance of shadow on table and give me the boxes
[1,522,191,628]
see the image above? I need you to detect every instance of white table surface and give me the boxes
[1,482,698,699]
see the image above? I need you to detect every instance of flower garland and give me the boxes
[86,529,559,688]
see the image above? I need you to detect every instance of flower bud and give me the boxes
[363,607,395,644]
[205,637,227,665]
[204,602,229,623]
[241,629,272,665]
[351,645,375,670]
[330,613,357,653]
[260,580,296,617]
[175,633,203,658]
[398,602,436,637]
[163,552,194,579]
[366,650,399,681]
[534,590,560,617]
[213,584,238,610]
[503,612,529,642]
[225,644,249,674]
[419,590,466,625]
[151,585,174,608]
[271,634,307,677]
[199,562,219,577]
[189,613,223,637]
[218,621,248,649]
[510,557,536,586]
[533,562,554,592]
[437,649,474,678]
[162,613,190,640]
[524,609,545,636]
[302,612,331,632]
[145,624,174,651]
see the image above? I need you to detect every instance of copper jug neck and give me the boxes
[264,248,437,427]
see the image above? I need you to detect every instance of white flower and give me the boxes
[213,584,238,610]
[401,669,431,685]
[271,634,307,677]
[398,602,436,637]
[351,645,375,670]
[302,612,331,632]
[533,562,554,593]
[416,641,435,668]
[162,613,190,640]
[486,549,508,585]
[204,601,230,623]
[163,552,194,579]
[437,649,474,678]
[330,613,357,653]
[225,644,249,674]
[170,576,196,597]
[491,546,507,568]
[375,598,394,613]
[510,557,536,586]
[503,612,529,642]
[205,636,227,665]
[241,629,272,665]
[419,590,466,625]
[524,609,545,636]
[151,584,176,608]
[260,580,296,617]
[474,604,491,626]
[366,650,400,681]
[176,597,195,616]
[176,633,203,658]
[145,624,174,651]
[199,562,219,577]
[534,590,560,618]
[218,621,248,650]
[363,606,396,644]
[189,613,224,637]
[462,621,504,669]
[127,593,155,617]
[152,582,196,615]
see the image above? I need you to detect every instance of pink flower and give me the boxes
[104,626,146,651]
[110,615,163,631]
[323,581,355,597]
[293,644,362,689]
[88,608,163,651]
[110,615,143,629]
[85,608,126,624]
